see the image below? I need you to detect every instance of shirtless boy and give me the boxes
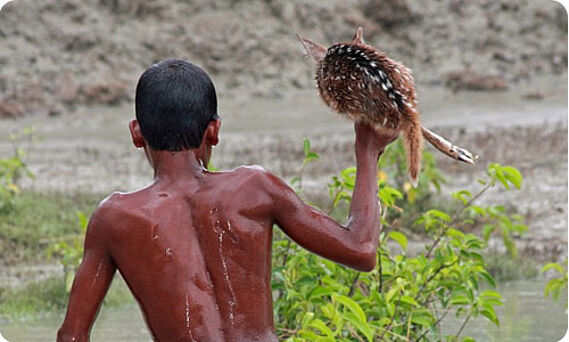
[57,58,398,342]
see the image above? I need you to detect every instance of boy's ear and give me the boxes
[129,119,146,148]
[204,118,221,146]
[296,34,327,64]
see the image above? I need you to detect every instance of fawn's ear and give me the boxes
[296,34,327,63]
[352,26,364,44]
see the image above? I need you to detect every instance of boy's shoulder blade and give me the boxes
[94,190,149,224]
[226,165,273,186]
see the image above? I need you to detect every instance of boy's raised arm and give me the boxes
[57,205,117,342]
[267,122,398,272]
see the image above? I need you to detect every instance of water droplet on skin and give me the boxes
[185,293,191,330]
[165,248,172,256]
[217,224,236,326]
[91,262,103,288]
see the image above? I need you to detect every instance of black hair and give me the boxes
[135,58,218,151]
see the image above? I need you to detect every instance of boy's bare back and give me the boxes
[91,167,279,341]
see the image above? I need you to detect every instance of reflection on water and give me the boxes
[1,305,152,342]
[1,279,566,341]
[441,280,567,342]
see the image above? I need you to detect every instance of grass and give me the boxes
[0,274,135,319]
[0,191,102,263]
[484,252,539,282]
[0,190,138,319]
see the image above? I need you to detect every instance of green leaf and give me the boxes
[305,152,320,161]
[501,166,522,189]
[301,312,315,327]
[450,295,470,305]
[299,330,320,340]
[447,228,465,240]
[480,271,497,288]
[308,286,335,299]
[333,294,367,324]
[540,262,565,275]
[290,176,301,186]
[481,290,501,298]
[427,209,451,222]
[308,319,334,337]
[343,312,374,342]
[303,138,311,155]
[482,224,495,241]
[315,337,337,342]
[399,295,419,307]
[452,190,472,204]
[411,313,434,327]
[388,231,408,251]
[480,306,500,325]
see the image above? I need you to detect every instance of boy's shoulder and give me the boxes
[220,165,292,203]
[218,165,282,190]
[90,190,151,227]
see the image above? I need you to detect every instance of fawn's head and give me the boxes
[297,26,366,64]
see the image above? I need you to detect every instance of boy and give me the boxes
[57,58,397,342]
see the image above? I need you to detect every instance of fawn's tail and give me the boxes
[421,126,477,164]
[402,113,423,187]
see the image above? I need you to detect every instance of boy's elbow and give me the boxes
[351,243,377,272]
[354,255,376,272]
[57,327,88,342]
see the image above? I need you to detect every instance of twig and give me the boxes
[415,305,451,341]
[456,311,472,338]
[378,250,383,294]
[414,260,457,302]
[346,325,366,342]
[406,311,413,341]
[348,273,360,297]
[281,239,292,266]
[425,182,493,258]
[379,295,402,340]
[276,327,298,340]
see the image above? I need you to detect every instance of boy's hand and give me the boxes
[354,121,399,155]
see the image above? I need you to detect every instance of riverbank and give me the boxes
[0,93,565,340]
[0,117,566,304]
[0,88,566,263]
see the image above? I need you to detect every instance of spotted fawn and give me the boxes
[298,27,476,186]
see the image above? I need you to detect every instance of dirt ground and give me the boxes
[0,0,566,116]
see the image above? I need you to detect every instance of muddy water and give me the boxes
[0,279,566,341]
[441,280,568,342]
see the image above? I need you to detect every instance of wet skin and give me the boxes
[57,119,398,342]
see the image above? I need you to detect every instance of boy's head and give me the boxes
[133,58,219,151]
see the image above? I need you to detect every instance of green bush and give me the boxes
[273,138,528,342]
[0,127,35,214]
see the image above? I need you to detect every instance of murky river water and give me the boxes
[0,279,566,341]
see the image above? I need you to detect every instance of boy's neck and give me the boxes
[148,148,207,182]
